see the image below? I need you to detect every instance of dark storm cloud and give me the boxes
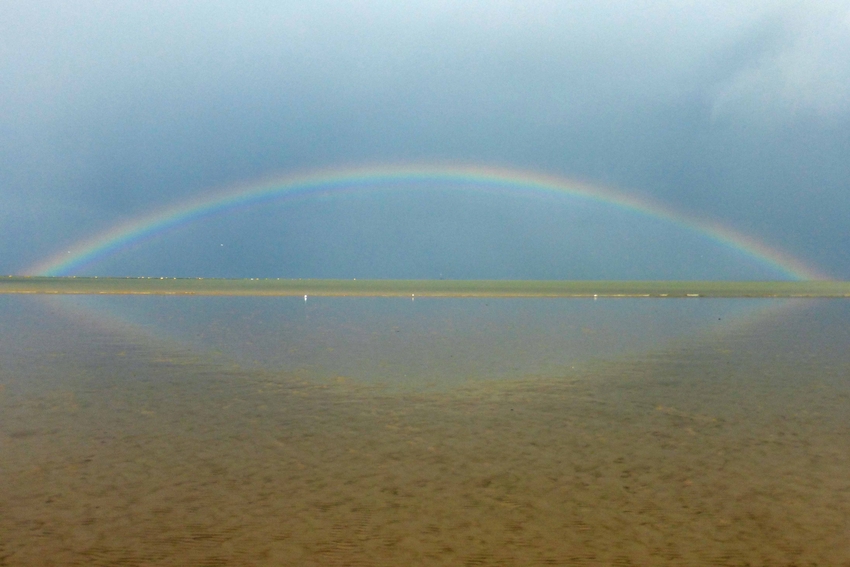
[2,1,849,276]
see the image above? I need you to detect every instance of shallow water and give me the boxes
[1,296,849,565]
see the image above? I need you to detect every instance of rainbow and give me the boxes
[27,164,826,279]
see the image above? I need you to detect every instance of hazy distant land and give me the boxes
[2,276,849,297]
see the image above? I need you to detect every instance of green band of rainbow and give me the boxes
[27,164,826,280]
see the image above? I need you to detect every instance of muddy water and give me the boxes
[1,297,848,565]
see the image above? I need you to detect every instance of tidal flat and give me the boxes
[1,294,848,565]
[3,276,850,297]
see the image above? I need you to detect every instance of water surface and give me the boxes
[1,295,848,565]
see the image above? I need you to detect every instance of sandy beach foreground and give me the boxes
[1,297,848,565]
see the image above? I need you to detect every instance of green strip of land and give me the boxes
[2,277,850,297]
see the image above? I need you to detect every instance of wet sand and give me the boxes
[1,300,849,565]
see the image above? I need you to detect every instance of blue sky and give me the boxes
[2,1,849,279]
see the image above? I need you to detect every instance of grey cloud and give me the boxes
[2,1,848,277]
[711,1,850,121]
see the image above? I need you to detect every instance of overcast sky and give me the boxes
[3,1,849,279]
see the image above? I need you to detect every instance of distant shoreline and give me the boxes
[2,277,849,298]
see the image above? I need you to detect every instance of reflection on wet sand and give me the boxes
[1,299,849,565]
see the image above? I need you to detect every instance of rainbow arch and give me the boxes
[27,164,826,280]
